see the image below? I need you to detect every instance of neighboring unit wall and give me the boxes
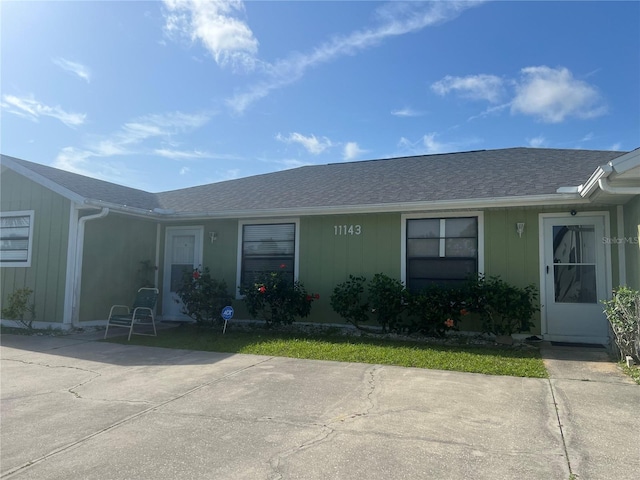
[79,214,158,322]
[0,168,70,324]
[623,196,640,289]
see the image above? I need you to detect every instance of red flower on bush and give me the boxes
[444,318,454,328]
[192,270,200,280]
[314,293,320,300]
[280,264,287,269]
[306,294,312,301]
[258,285,266,294]
[460,308,469,316]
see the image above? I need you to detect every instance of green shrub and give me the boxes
[602,287,639,362]
[1,287,36,329]
[176,267,232,326]
[368,273,408,333]
[407,284,469,337]
[466,275,538,336]
[330,275,370,329]
[240,266,317,326]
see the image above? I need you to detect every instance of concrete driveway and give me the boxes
[1,333,638,480]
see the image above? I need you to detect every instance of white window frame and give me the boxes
[0,210,35,267]
[236,218,300,299]
[401,211,484,288]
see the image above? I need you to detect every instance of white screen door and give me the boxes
[163,227,203,320]
[542,215,609,344]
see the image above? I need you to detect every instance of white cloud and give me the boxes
[276,132,333,155]
[511,66,606,123]
[179,166,190,175]
[609,142,622,151]
[1,94,86,127]
[163,0,258,71]
[431,74,504,103]
[226,1,483,113]
[154,148,210,159]
[52,57,91,83]
[343,142,366,161]
[580,132,594,142]
[391,107,425,117]
[52,110,211,182]
[527,135,546,148]
[398,132,451,155]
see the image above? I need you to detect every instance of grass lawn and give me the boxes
[105,324,548,378]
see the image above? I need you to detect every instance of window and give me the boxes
[0,211,35,267]
[405,216,478,292]
[240,222,296,287]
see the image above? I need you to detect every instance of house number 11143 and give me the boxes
[334,225,362,235]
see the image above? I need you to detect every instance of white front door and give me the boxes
[162,227,203,320]
[541,214,609,344]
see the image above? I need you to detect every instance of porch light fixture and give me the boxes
[516,223,525,238]
[209,232,218,243]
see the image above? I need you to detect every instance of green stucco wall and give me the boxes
[0,167,71,324]
[80,213,158,322]
[623,196,640,289]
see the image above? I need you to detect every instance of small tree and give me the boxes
[2,287,36,329]
[175,267,232,326]
[602,287,639,363]
[240,265,318,326]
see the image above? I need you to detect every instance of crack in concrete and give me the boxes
[1,356,275,479]
[2,358,102,399]
[547,378,575,479]
[266,365,383,479]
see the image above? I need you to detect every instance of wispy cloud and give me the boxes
[163,0,258,72]
[527,135,546,148]
[53,111,210,183]
[391,107,425,117]
[1,94,86,127]
[398,132,452,156]
[52,57,91,83]
[435,65,608,124]
[511,66,606,123]
[432,74,504,103]
[276,132,333,155]
[221,1,484,113]
[343,142,366,161]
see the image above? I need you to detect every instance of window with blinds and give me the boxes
[406,217,477,291]
[0,212,34,266]
[241,223,295,286]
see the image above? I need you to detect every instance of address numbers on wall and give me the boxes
[334,225,362,236]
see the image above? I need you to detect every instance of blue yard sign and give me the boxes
[221,306,234,334]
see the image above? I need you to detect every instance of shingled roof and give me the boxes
[1,148,627,215]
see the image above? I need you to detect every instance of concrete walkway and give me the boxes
[1,333,638,480]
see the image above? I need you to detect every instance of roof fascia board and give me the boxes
[2,156,87,205]
[158,194,589,220]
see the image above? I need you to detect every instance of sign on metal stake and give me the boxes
[221,306,234,334]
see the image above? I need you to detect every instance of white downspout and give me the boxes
[617,205,627,286]
[71,208,109,327]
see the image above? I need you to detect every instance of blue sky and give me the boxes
[2,0,639,193]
